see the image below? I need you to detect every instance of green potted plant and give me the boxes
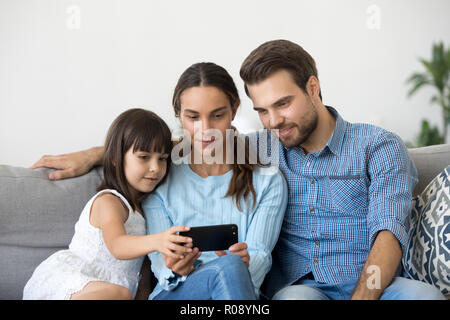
[407,41,450,145]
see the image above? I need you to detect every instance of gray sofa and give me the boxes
[1,144,450,300]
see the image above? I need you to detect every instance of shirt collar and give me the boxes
[324,106,346,156]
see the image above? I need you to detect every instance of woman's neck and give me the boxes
[188,157,233,178]
[188,143,234,178]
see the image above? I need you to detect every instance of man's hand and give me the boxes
[215,242,250,267]
[31,146,104,180]
[163,246,201,276]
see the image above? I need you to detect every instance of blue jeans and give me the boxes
[272,276,446,300]
[152,254,257,300]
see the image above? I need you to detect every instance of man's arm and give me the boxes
[31,146,104,180]
[351,130,418,300]
[350,230,402,299]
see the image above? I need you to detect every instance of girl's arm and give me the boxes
[92,193,191,260]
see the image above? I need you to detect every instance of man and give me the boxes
[32,39,445,300]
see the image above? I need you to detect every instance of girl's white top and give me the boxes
[23,189,146,300]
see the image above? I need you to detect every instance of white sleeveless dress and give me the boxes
[23,189,146,300]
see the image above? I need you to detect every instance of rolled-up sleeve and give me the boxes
[142,194,187,291]
[367,130,418,253]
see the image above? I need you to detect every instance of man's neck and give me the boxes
[300,104,337,154]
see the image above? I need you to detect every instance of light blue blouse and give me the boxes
[142,162,288,299]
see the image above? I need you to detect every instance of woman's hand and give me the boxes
[163,248,202,276]
[153,226,193,259]
[30,147,104,180]
[215,242,250,267]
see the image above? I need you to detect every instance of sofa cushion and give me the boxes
[0,165,103,299]
[402,165,450,295]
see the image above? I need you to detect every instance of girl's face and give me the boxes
[179,86,237,154]
[123,147,168,194]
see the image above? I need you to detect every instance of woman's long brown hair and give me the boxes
[97,108,173,213]
[172,62,258,211]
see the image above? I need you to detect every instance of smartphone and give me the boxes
[179,224,238,252]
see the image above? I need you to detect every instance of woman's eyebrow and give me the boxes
[183,106,229,114]
[183,109,199,114]
[211,106,228,113]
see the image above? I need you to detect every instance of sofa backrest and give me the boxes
[408,144,450,197]
[0,166,104,299]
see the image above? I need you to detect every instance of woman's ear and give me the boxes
[231,100,240,120]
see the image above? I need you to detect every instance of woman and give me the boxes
[143,62,287,300]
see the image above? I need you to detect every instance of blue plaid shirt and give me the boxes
[254,106,418,298]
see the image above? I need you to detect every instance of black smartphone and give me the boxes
[179,224,238,252]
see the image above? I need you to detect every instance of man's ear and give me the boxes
[306,76,321,99]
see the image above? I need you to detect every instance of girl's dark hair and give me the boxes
[97,108,173,213]
[172,62,257,211]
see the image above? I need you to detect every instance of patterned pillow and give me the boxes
[403,165,450,295]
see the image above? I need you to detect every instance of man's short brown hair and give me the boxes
[239,39,322,100]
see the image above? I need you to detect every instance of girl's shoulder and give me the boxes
[90,190,131,224]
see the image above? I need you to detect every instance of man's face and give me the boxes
[246,69,318,148]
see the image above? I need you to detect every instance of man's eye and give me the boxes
[214,113,223,118]
[187,115,198,120]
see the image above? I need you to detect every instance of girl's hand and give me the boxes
[215,242,250,267]
[154,225,193,259]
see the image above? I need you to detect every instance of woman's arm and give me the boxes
[243,169,288,291]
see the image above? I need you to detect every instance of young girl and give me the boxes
[23,108,192,300]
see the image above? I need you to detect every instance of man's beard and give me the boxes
[273,103,318,148]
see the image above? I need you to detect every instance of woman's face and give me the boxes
[179,86,237,155]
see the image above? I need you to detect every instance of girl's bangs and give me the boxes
[130,119,172,155]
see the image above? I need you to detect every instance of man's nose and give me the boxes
[269,110,284,129]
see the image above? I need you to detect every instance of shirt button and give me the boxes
[310,179,315,185]
[315,241,319,246]
[305,161,310,167]
[313,258,318,264]
[310,207,315,213]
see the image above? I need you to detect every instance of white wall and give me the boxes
[1,0,449,167]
